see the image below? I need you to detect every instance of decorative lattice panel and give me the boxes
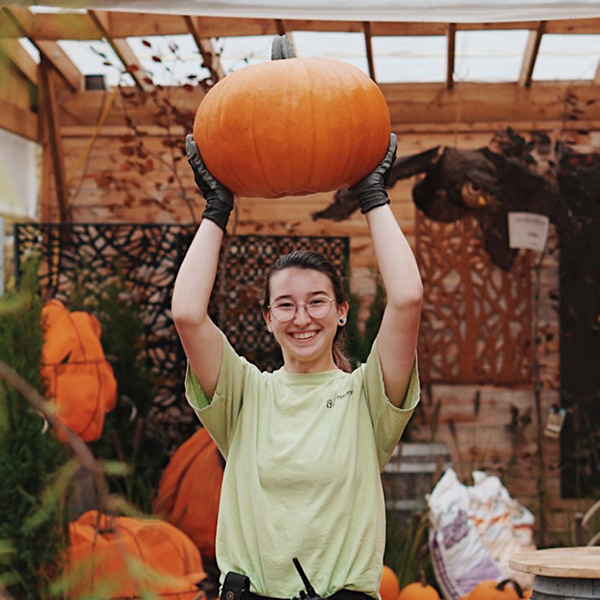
[415,212,532,384]
[14,224,348,443]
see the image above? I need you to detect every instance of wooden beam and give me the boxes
[519,21,546,88]
[381,81,600,126]
[39,56,70,223]
[87,10,152,91]
[0,38,37,85]
[446,23,456,90]
[363,21,376,82]
[57,81,600,130]
[184,16,226,82]
[35,41,82,91]
[29,11,101,41]
[0,8,24,37]
[10,12,600,41]
[59,118,600,139]
[3,7,82,91]
[0,97,37,141]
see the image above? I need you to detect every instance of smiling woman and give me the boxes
[171,114,423,600]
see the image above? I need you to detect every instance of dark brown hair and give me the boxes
[261,250,352,372]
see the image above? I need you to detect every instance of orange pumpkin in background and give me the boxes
[466,579,525,600]
[379,566,400,600]
[398,581,441,600]
[153,428,224,560]
[193,39,391,198]
[67,510,206,599]
[41,299,117,442]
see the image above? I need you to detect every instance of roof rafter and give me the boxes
[2,7,82,91]
[446,23,456,90]
[0,38,38,84]
[363,21,376,82]
[519,21,546,88]
[184,15,226,82]
[87,9,153,91]
[274,19,286,36]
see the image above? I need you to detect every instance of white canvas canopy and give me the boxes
[8,0,600,22]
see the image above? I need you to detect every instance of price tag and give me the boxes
[508,212,550,251]
[544,407,567,439]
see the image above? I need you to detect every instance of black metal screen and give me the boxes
[14,224,348,443]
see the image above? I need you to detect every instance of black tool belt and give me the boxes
[220,572,375,600]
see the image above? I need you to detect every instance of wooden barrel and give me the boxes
[381,442,451,529]
[510,547,600,600]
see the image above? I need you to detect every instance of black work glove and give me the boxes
[350,133,398,214]
[186,134,234,232]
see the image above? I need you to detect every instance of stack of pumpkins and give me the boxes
[41,299,208,598]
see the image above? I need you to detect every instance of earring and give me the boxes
[339,318,345,325]
[267,325,272,332]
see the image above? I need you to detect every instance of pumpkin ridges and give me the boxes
[348,64,389,183]
[337,63,370,188]
[212,71,254,197]
[292,58,318,194]
[303,59,335,194]
[337,63,363,188]
[249,73,279,197]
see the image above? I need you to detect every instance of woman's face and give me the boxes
[264,267,348,373]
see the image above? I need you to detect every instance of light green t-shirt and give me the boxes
[185,333,420,599]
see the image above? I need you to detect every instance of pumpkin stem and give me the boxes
[271,35,296,60]
[498,579,525,598]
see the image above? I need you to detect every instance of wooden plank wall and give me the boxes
[39,77,600,544]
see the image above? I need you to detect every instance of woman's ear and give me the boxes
[337,301,350,325]
[263,312,273,332]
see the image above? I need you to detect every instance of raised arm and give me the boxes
[351,134,423,406]
[171,136,234,398]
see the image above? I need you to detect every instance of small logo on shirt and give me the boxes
[325,390,353,408]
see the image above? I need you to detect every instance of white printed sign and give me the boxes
[508,212,550,251]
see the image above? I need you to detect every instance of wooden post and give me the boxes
[532,248,547,547]
[38,56,70,223]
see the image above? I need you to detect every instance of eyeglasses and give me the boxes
[268,296,336,323]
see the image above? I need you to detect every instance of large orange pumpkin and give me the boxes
[398,582,441,600]
[193,38,391,198]
[379,566,400,600]
[41,299,117,442]
[67,510,206,599]
[467,579,525,600]
[153,428,224,560]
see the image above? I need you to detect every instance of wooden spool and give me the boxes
[510,547,600,599]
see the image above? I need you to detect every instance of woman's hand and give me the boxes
[350,133,397,214]
[186,134,234,232]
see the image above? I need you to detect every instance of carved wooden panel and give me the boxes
[415,212,532,384]
[14,224,348,446]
